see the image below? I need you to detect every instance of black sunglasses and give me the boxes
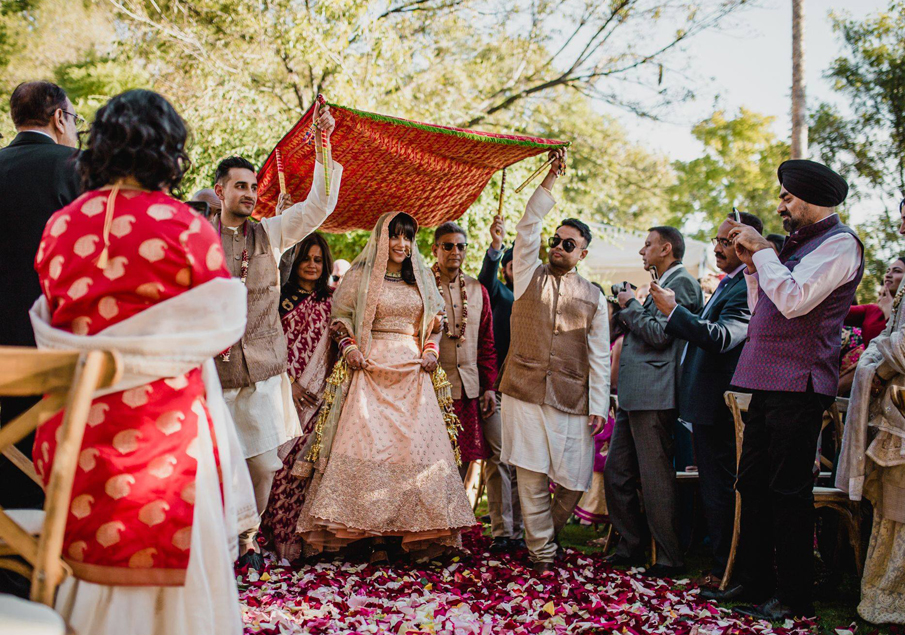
[439,242,468,252]
[548,235,580,253]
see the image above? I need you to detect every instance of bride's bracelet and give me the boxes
[422,342,438,359]
[342,344,361,361]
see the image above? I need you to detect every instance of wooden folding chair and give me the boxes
[721,392,862,590]
[720,390,751,591]
[0,347,121,606]
[813,397,862,575]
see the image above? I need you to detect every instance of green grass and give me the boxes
[474,498,899,634]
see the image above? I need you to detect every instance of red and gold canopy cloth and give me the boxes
[255,103,568,232]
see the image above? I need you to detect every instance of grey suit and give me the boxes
[604,265,703,567]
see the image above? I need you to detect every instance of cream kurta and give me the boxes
[838,281,905,624]
[222,161,342,458]
[500,186,610,492]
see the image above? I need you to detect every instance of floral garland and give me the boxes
[432,263,467,340]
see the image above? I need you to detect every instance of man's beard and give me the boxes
[503,272,514,289]
[781,214,798,233]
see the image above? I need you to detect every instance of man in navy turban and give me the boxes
[705,160,862,621]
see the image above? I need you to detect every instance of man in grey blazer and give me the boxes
[648,212,762,590]
[604,226,703,577]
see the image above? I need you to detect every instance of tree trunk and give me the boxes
[791,0,808,159]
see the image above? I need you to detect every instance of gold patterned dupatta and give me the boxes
[297,212,462,477]
[839,278,905,518]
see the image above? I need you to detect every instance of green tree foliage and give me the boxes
[809,2,905,300]
[811,2,905,196]
[1,0,748,268]
[666,108,788,239]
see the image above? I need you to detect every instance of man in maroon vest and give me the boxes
[724,160,862,620]
[212,104,342,569]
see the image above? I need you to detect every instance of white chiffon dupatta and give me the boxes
[30,277,258,556]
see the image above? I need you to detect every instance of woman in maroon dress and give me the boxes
[260,233,335,561]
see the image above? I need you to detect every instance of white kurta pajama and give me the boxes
[500,186,610,562]
[222,161,343,461]
[220,162,342,548]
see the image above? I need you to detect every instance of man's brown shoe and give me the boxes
[533,562,555,576]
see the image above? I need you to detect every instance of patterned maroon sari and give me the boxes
[260,287,333,561]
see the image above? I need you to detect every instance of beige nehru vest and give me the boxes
[211,216,288,390]
[438,273,484,400]
[500,264,600,415]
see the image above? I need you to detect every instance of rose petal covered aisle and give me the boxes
[238,529,817,635]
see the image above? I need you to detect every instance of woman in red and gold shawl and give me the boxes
[31,90,254,635]
[260,233,336,561]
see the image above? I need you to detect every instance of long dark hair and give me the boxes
[78,89,190,192]
[388,213,418,285]
[284,233,333,301]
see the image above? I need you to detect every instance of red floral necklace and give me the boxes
[219,218,248,362]
[433,263,467,340]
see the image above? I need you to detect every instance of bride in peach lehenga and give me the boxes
[295,211,476,561]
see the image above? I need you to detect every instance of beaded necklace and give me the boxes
[432,263,467,340]
[219,218,249,362]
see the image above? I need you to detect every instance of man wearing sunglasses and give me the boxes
[431,222,498,483]
[604,224,703,578]
[498,148,611,575]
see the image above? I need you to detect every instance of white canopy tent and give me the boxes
[579,222,717,289]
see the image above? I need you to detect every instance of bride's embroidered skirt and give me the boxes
[296,335,476,552]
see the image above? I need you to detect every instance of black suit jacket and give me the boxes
[665,272,750,427]
[0,132,81,347]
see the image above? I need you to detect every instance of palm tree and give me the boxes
[791,0,808,159]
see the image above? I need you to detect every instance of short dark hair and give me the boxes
[649,226,685,261]
[10,81,69,128]
[501,248,513,267]
[558,218,592,246]
[215,156,256,185]
[78,89,190,192]
[728,211,764,235]
[433,221,467,243]
[284,232,333,301]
